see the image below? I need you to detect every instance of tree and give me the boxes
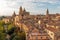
[0,32,6,40]
[0,20,5,31]
[7,27,26,40]
[12,31,26,40]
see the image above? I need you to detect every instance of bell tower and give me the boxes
[19,6,23,15]
[12,11,16,17]
[46,9,49,16]
[23,8,26,12]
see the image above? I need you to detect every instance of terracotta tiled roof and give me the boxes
[46,27,58,33]
[47,21,60,26]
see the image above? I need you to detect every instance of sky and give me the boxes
[0,0,60,16]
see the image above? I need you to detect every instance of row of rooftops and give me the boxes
[2,6,60,40]
[3,6,60,34]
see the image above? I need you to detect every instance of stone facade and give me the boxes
[3,6,60,40]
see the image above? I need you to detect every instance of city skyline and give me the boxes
[0,0,60,16]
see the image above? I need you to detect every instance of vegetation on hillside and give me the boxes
[0,20,26,40]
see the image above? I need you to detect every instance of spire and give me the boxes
[46,9,49,15]
[19,6,23,15]
[13,11,16,17]
[23,8,26,12]
[20,6,22,12]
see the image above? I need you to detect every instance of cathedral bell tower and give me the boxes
[13,11,16,17]
[46,9,51,22]
[46,9,49,16]
[46,9,50,18]
[19,6,23,15]
[12,11,16,26]
[23,8,26,12]
[19,6,23,20]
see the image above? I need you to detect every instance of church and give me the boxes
[3,6,60,40]
[12,6,51,40]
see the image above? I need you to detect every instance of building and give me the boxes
[3,6,60,40]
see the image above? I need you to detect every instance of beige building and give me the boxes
[3,6,60,40]
[3,17,10,23]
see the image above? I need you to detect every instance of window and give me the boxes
[51,33,53,35]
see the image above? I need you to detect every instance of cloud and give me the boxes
[0,0,60,16]
[33,0,59,4]
[56,6,60,10]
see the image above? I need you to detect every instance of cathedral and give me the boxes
[11,6,51,40]
[3,6,60,40]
